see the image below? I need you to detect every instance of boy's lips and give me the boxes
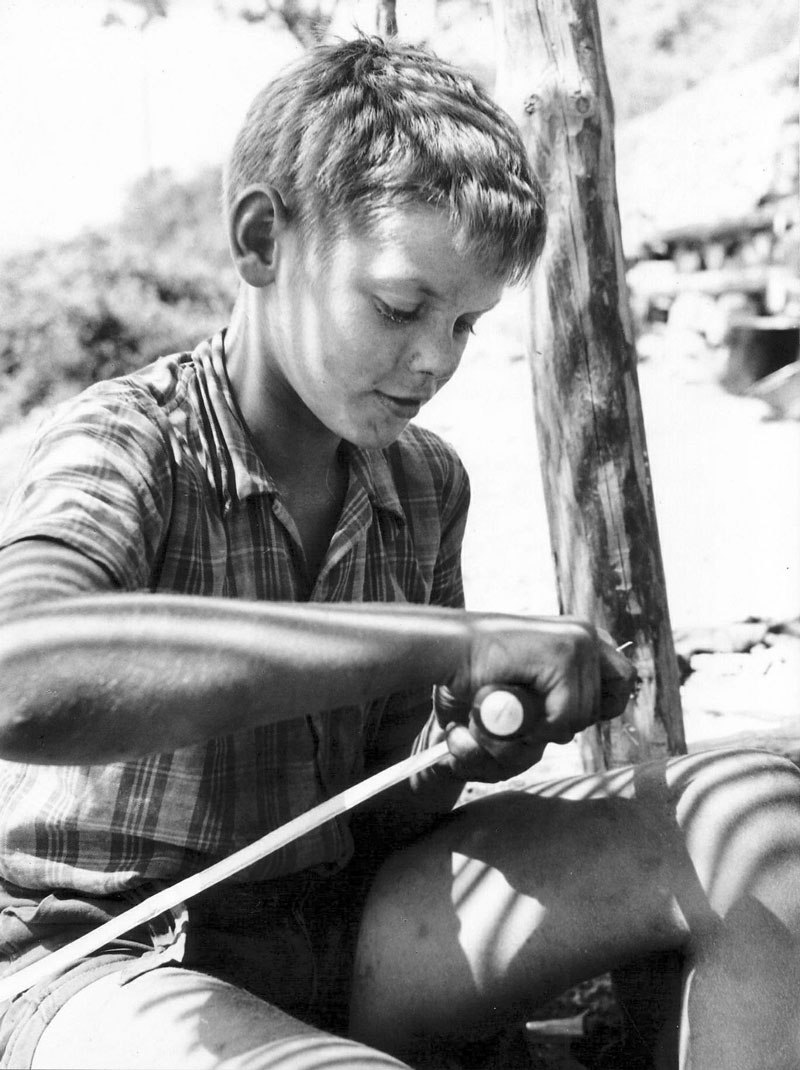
[375,390,431,418]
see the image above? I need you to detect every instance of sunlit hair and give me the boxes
[224,35,546,283]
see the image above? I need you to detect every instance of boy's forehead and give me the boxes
[365,205,459,251]
[339,206,506,299]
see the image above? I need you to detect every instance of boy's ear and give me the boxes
[228,185,289,287]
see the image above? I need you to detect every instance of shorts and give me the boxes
[0,863,375,1070]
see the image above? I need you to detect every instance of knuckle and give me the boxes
[555,619,597,662]
[547,719,577,744]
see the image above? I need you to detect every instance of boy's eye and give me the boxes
[374,299,421,326]
[454,318,476,337]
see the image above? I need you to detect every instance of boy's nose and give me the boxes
[407,329,461,384]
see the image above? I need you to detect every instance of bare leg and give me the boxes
[350,749,800,1070]
[31,966,411,1070]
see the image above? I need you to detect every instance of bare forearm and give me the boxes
[0,594,473,764]
[0,542,636,775]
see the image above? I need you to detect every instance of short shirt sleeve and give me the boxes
[0,385,174,591]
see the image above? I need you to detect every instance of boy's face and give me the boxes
[262,206,505,450]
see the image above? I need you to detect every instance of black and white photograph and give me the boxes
[0,2,798,1067]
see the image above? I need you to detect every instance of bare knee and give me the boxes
[350,786,681,1058]
[659,749,800,920]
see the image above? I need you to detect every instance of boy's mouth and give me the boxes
[375,391,430,418]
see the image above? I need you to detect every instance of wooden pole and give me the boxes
[376,0,398,37]
[492,0,686,768]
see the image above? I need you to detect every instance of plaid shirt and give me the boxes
[0,332,469,895]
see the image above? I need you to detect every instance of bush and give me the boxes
[0,168,238,424]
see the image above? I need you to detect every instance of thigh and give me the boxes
[350,749,800,1062]
[31,964,411,1070]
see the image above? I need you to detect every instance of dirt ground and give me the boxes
[418,288,800,625]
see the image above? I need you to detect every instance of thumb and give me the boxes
[597,638,638,720]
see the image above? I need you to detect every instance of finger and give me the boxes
[443,722,507,782]
[601,636,637,679]
[597,639,638,720]
[462,709,550,779]
[562,619,605,732]
[433,683,472,726]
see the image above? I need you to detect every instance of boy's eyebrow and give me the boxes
[465,299,501,317]
[377,278,502,315]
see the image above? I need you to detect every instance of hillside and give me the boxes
[595,0,798,120]
[616,42,798,249]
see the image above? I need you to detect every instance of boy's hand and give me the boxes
[435,618,636,782]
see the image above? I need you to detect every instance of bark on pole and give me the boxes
[493,0,686,768]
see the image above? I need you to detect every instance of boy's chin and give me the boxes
[345,420,411,451]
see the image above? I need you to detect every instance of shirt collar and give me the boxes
[344,444,407,525]
[190,331,275,507]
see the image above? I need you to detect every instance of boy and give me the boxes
[0,35,798,1070]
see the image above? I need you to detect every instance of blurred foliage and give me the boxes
[243,0,343,44]
[0,168,236,425]
[105,0,342,43]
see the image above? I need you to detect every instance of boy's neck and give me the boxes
[224,294,342,488]
[224,295,349,585]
